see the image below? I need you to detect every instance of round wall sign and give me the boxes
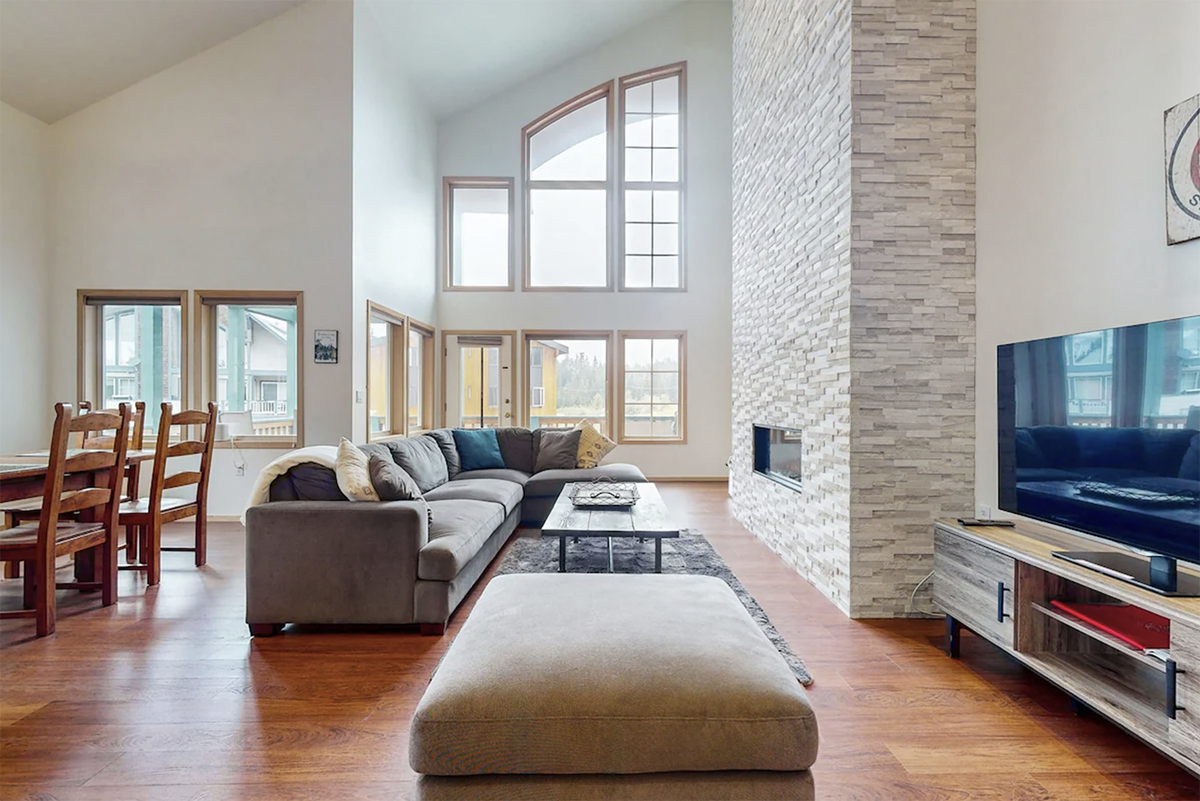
[1165,94,1200,245]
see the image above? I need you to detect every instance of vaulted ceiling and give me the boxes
[0,0,686,125]
[0,0,305,123]
[364,0,684,119]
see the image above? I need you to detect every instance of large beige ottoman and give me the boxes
[409,573,818,799]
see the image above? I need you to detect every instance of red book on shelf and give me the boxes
[1049,600,1170,651]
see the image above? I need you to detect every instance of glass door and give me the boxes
[443,334,513,429]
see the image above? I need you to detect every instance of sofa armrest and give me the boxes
[245,501,429,626]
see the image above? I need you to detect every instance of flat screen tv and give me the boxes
[997,315,1200,567]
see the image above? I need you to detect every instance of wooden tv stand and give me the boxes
[933,518,1200,775]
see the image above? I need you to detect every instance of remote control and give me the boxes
[957,518,1016,527]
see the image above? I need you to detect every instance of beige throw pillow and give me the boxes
[335,438,380,502]
[575,421,616,469]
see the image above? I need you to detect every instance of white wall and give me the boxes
[48,0,355,515]
[0,102,52,451]
[975,0,1200,513]
[437,1,733,477]
[351,2,439,440]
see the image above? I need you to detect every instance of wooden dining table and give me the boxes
[0,449,156,580]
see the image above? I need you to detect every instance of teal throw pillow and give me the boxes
[452,428,506,472]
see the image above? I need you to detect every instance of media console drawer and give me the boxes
[933,529,1016,648]
[1170,618,1200,759]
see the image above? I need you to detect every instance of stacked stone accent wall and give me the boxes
[732,0,976,618]
[731,0,854,614]
[848,0,977,616]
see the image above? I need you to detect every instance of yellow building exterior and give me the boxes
[459,341,564,427]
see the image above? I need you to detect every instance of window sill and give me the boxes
[443,284,515,293]
[617,437,687,445]
[368,433,408,443]
[215,439,299,450]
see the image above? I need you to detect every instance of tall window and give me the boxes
[620,65,684,289]
[524,84,612,289]
[408,320,435,432]
[444,178,514,289]
[524,333,612,435]
[197,292,302,445]
[368,303,405,439]
[80,292,186,436]
[517,63,686,292]
[618,332,686,443]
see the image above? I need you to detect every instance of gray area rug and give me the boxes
[496,529,813,685]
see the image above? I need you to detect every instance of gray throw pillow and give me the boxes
[424,429,461,479]
[368,455,423,501]
[384,436,449,493]
[534,429,582,473]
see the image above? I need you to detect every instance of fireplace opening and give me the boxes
[753,425,803,491]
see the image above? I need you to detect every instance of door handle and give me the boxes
[997,582,1012,623]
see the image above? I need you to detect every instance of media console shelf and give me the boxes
[933,518,1200,776]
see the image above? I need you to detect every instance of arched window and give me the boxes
[521,63,686,291]
[523,83,612,289]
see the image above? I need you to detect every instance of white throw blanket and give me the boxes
[240,445,338,525]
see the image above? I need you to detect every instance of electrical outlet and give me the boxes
[355,390,364,404]
[979,504,992,520]
[236,464,245,477]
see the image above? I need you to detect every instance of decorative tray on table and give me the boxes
[569,478,641,509]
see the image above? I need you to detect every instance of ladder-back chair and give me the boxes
[0,403,131,637]
[119,403,216,586]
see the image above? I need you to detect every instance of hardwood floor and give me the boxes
[1,483,1196,800]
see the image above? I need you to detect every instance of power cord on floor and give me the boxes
[907,569,941,618]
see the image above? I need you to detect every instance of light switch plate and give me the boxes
[355,390,364,404]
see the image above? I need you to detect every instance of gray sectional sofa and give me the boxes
[244,427,647,636]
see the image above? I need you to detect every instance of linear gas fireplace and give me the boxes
[753,424,803,492]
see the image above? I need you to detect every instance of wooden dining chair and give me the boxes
[5,401,146,529]
[0,403,131,637]
[119,403,216,586]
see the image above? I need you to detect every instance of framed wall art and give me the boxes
[1165,92,1200,245]
[314,329,338,364]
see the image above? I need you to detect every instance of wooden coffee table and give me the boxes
[541,482,680,573]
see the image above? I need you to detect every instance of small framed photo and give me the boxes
[314,329,338,364]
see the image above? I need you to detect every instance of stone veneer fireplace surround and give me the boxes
[730,0,977,618]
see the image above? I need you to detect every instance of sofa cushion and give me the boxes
[424,479,522,516]
[1026,426,1080,470]
[268,464,346,502]
[336,439,380,502]
[1181,434,1200,482]
[451,468,531,487]
[534,429,582,473]
[574,421,616,469]
[1142,429,1198,477]
[384,436,449,494]
[369,455,424,502]
[1014,429,1048,469]
[408,574,820,775]
[424,430,462,480]
[420,500,505,581]
[494,427,536,474]
[1075,427,1145,471]
[452,428,507,472]
[524,463,648,499]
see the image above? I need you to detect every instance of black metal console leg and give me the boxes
[558,536,567,573]
[946,615,961,658]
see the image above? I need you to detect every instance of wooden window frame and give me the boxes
[440,330,519,429]
[443,177,516,292]
[618,62,688,292]
[366,301,407,442]
[521,82,615,292]
[406,318,436,434]
[78,289,190,433]
[194,290,304,449]
[520,330,614,436]
[616,331,687,444]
